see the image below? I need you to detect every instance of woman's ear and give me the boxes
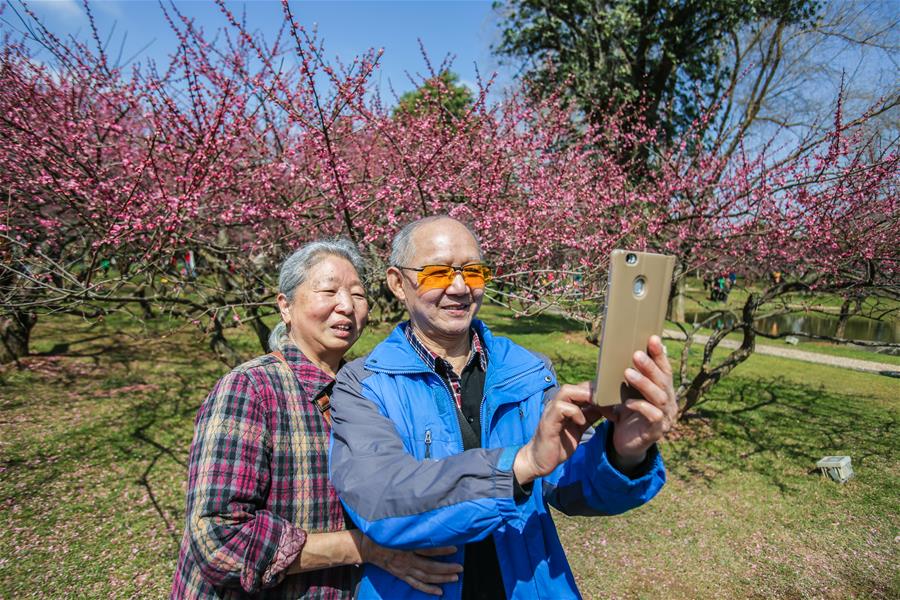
[276,293,292,325]
[386,267,407,302]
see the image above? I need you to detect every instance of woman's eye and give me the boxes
[352,293,368,301]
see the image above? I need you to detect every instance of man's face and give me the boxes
[387,219,484,346]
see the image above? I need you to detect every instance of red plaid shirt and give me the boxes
[170,339,357,599]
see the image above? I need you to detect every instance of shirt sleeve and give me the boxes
[184,369,307,592]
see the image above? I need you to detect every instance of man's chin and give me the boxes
[435,313,475,336]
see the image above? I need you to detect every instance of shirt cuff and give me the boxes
[258,522,308,589]
[512,475,534,503]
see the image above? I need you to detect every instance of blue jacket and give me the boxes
[329,320,666,599]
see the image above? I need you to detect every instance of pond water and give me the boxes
[683,310,899,346]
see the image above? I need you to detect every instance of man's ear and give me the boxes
[276,293,292,325]
[386,267,407,302]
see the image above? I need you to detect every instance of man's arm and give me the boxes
[521,342,673,516]
[329,361,524,549]
[542,419,665,516]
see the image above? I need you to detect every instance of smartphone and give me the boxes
[592,250,675,406]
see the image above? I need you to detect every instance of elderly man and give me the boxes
[330,216,676,599]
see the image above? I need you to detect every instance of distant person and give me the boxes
[171,239,459,599]
[330,216,675,599]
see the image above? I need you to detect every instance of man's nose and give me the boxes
[445,270,469,295]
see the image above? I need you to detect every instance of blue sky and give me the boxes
[10,0,513,101]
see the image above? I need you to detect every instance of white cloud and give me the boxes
[30,0,85,21]
[93,0,124,19]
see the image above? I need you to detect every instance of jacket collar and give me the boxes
[366,319,545,390]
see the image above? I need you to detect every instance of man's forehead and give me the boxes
[410,220,480,259]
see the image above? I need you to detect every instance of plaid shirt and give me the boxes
[170,337,357,599]
[403,323,488,411]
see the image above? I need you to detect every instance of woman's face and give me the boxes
[278,255,368,362]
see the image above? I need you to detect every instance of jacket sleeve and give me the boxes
[184,370,307,592]
[329,361,523,550]
[543,419,666,516]
[538,360,666,516]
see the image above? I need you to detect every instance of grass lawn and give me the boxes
[1,307,897,598]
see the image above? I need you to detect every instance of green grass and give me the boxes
[1,308,898,598]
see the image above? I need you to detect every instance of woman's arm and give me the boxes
[288,530,462,596]
[185,370,305,593]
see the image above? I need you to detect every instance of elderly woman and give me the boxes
[171,239,461,599]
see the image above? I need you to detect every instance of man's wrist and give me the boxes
[512,443,538,485]
[609,448,647,475]
[351,530,369,565]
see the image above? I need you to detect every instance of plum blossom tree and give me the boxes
[1,0,896,415]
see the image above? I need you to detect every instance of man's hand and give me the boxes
[513,383,605,485]
[601,335,678,471]
[358,533,462,596]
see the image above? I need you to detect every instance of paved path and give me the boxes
[662,329,899,375]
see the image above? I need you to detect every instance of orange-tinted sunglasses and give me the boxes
[398,264,493,291]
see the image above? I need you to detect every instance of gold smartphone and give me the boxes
[592,250,675,406]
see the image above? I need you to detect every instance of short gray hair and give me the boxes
[269,238,367,351]
[389,215,482,267]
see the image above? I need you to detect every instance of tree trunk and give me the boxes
[136,287,155,320]
[586,316,603,346]
[835,296,862,339]
[246,306,272,353]
[677,293,758,415]
[209,314,245,367]
[0,311,37,365]
[668,262,686,323]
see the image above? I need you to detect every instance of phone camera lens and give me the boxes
[633,277,646,297]
[626,253,638,265]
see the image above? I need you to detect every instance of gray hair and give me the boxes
[389,215,482,267]
[268,238,367,351]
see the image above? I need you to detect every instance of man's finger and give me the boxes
[625,367,669,410]
[409,562,461,584]
[415,546,458,558]
[402,574,443,596]
[622,398,664,427]
[554,382,592,405]
[410,555,463,576]
[647,335,673,376]
[632,350,673,400]
[554,400,587,428]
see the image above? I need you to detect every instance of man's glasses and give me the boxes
[397,264,493,291]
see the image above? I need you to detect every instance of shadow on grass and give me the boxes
[667,375,899,493]
[486,310,588,337]
[1,325,218,550]
[125,370,210,544]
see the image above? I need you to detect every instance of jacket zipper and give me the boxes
[373,364,550,453]
[424,429,432,459]
[367,365,465,455]
[480,363,548,446]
